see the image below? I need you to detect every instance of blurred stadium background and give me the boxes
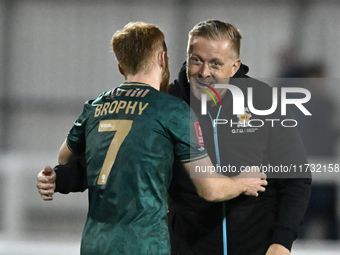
[0,0,340,254]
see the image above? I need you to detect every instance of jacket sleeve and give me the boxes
[54,156,88,194]
[271,178,311,250]
[268,106,312,251]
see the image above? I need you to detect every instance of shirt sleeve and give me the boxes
[67,104,88,155]
[167,101,208,163]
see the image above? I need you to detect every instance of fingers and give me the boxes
[36,182,55,191]
[42,165,54,176]
[39,188,55,197]
[36,182,55,201]
[243,179,267,197]
[41,194,54,201]
[37,165,56,183]
[250,187,265,197]
[37,186,55,201]
[37,173,50,183]
[36,179,55,192]
[37,165,56,201]
[258,186,266,192]
[255,180,267,194]
[250,191,259,197]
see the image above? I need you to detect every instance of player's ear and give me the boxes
[118,64,125,76]
[231,59,241,77]
[158,51,166,69]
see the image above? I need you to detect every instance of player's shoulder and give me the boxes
[149,91,192,122]
[84,90,112,106]
[153,90,188,108]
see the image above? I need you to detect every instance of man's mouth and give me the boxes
[196,79,216,88]
[194,79,223,106]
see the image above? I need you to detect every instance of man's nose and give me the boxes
[198,63,211,78]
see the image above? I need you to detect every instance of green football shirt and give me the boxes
[67,82,207,255]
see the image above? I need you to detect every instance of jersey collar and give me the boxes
[121,82,153,87]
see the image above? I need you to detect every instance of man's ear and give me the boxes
[159,51,166,69]
[118,64,125,76]
[231,59,241,77]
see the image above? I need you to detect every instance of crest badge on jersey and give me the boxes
[194,121,205,150]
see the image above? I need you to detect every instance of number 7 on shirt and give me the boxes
[97,119,133,185]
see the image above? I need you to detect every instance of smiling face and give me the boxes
[187,36,241,101]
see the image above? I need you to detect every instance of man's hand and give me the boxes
[234,167,267,197]
[265,244,290,255]
[36,165,56,201]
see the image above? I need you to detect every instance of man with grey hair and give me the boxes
[167,20,311,255]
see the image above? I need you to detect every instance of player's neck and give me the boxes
[125,69,161,91]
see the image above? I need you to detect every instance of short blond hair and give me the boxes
[187,20,242,59]
[111,22,167,75]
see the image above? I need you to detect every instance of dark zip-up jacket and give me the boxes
[167,63,311,255]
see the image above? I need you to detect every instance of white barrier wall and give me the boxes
[0,152,87,243]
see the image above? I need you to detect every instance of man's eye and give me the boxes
[211,61,223,67]
[191,57,202,64]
